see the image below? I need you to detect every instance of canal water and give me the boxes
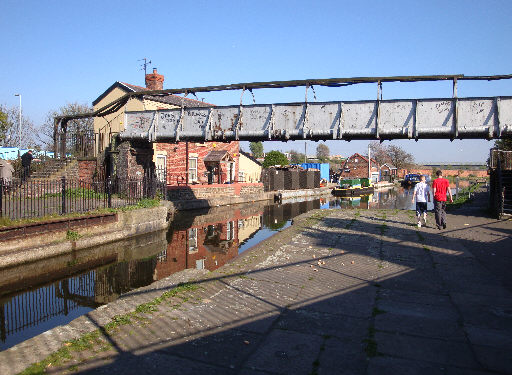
[0,185,459,350]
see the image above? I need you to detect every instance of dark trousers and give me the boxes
[434,200,447,228]
[22,166,30,182]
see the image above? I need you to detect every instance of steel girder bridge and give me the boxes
[54,74,512,155]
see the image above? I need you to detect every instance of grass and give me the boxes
[65,230,81,241]
[447,183,481,211]
[19,282,200,375]
[0,198,161,229]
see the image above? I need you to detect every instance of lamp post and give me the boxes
[14,94,21,149]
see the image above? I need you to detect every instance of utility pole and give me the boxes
[304,142,307,163]
[368,143,371,180]
[14,94,21,149]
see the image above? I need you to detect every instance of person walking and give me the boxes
[20,150,33,182]
[411,174,431,227]
[432,170,453,230]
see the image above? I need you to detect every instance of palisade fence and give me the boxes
[0,173,167,220]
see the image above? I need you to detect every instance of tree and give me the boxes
[316,143,329,161]
[262,150,289,168]
[249,141,264,158]
[289,149,305,164]
[494,138,512,151]
[0,109,8,144]
[368,141,391,166]
[386,145,415,170]
[0,104,37,147]
[39,102,94,151]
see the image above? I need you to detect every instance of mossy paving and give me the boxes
[19,283,201,375]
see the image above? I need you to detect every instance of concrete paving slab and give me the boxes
[317,337,367,375]
[243,329,323,375]
[276,307,370,341]
[367,356,446,375]
[375,331,479,368]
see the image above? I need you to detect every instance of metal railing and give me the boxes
[0,174,167,220]
[489,149,512,170]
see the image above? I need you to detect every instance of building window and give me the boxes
[188,228,198,253]
[238,171,245,182]
[226,221,234,241]
[195,259,205,270]
[189,157,198,182]
[156,155,166,183]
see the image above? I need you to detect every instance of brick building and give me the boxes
[380,163,398,182]
[92,69,241,185]
[155,142,239,186]
[339,153,380,182]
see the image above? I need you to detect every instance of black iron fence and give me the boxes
[0,175,167,220]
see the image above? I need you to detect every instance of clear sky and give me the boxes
[1,0,511,163]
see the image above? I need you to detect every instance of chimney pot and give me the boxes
[145,68,164,90]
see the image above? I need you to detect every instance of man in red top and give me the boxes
[432,170,453,230]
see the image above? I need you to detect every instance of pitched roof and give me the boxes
[240,150,262,166]
[380,163,397,169]
[204,150,234,163]
[347,153,378,165]
[93,81,213,108]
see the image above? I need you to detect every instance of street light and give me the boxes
[14,93,21,149]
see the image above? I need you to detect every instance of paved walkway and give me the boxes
[2,191,512,374]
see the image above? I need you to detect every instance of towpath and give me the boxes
[2,190,512,374]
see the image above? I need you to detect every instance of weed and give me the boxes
[416,231,425,242]
[364,338,378,357]
[66,230,81,241]
[372,307,386,317]
[135,302,159,314]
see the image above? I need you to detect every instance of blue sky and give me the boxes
[1,0,511,163]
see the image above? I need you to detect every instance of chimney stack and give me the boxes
[145,68,164,90]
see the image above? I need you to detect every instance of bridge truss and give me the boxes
[53,74,512,156]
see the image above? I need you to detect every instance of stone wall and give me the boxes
[117,141,155,179]
[167,183,263,201]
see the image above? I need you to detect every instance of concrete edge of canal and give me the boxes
[0,185,379,270]
[0,201,328,375]
[0,206,169,269]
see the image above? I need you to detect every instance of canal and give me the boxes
[0,184,464,350]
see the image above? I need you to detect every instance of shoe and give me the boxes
[437,225,441,230]
[417,222,421,228]
[442,223,446,229]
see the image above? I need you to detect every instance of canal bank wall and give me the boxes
[0,206,169,269]
[164,186,335,214]
[0,187,335,268]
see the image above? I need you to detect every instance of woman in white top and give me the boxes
[411,175,431,227]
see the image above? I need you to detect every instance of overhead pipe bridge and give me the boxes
[53,74,512,156]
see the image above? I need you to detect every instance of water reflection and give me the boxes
[1,186,438,350]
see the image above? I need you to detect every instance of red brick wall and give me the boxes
[156,141,240,186]
[409,169,488,178]
[78,159,97,182]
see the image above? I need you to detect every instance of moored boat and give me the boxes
[332,178,375,197]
